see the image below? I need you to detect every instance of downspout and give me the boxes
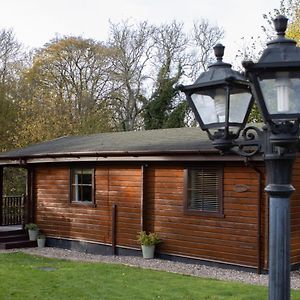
[246,160,263,274]
[109,168,117,256]
[111,204,117,255]
[140,164,146,231]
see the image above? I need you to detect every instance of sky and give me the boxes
[0,0,282,63]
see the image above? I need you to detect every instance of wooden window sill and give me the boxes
[184,209,225,218]
[70,201,96,208]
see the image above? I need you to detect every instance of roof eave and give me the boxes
[0,149,264,165]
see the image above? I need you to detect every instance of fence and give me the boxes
[1,195,25,226]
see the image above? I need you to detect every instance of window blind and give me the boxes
[187,168,221,213]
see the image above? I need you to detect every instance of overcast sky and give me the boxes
[0,0,282,63]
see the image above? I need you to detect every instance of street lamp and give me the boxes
[243,15,300,148]
[179,15,300,300]
[181,43,254,152]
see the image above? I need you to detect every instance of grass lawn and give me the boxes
[0,252,299,300]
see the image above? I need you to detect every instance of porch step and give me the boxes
[0,232,28,243]
[0,240,37,249]
[0,229,26,236]
[0,229,37,249]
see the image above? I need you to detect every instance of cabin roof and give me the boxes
[0,127,220,161]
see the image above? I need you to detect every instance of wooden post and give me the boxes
[26,167,34,224]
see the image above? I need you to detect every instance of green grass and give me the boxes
[0,252,299,300]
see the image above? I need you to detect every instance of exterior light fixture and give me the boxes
[243,15,300,147]
[179,44,254,151]
[180,15,300,300]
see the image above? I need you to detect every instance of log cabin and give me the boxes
[0,127,300,273]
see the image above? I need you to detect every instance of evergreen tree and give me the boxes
[144,62,185,129]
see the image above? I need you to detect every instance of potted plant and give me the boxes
[37,232,46,248]
[137,231,161,259]
[25,223,39,241]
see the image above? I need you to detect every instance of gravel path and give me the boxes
[2,247,300,290]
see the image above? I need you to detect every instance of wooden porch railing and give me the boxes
[1,195,25,226]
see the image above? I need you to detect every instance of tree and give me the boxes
[143,70,181,130]
[247,0,300,123]
[144,21,187,129]
[286,2,300,42]
[0,29,24,151]
[144,20,224,130]
[15,36,116,147]
[262,0,300,39]
[107,21,155,131]
[190,19,224,77]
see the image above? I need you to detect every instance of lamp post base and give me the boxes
[265,154,295,300]
[267,193,291,300]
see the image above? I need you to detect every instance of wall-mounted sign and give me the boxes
[234,184,250,193]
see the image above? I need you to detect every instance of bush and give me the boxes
[25,223,38,230]
[137,231,161,246]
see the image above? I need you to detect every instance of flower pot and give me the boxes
[28,229,38,241]
[141,245,155,259]
[37,237,46,248]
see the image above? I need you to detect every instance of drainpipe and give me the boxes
[111,204,117,255]
[140,164,146,231]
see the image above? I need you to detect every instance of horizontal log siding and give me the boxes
[145,165,260,267]
[35,166,141,248]
[108,168,142,247]
[291,157,300,265]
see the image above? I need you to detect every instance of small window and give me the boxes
[185,167,222,214]
[70,168,94,203]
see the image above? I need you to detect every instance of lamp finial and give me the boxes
[274,15,288,37]
[213,44,225,62]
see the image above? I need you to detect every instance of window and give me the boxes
[185,167,223,214]
[70,168,94,203]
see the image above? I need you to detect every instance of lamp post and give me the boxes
[179,15,300,300]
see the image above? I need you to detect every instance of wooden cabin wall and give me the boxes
[144,163,262,268]
[291,157,300,266]
[146,166,258,267]
[34,165,142,249]
[33,162,268,268]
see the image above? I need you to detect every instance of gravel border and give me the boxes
[1,247,300,290]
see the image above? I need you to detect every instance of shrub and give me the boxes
[137,231,161,246]
[25,223,38,230]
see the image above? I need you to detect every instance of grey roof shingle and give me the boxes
[0,127,215,159]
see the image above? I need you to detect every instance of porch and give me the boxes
[0,195,36,249]
[1,195,26,227]
[0,225,22,232]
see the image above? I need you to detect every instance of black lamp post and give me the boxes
[181,43,254,152]
[179,15,300,300]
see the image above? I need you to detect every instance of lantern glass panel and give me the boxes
[258,71,300,116]
[191,87,252,126]
[229,90,252,123]
[191,88,226,125]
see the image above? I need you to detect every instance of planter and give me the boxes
[37,237,46,248]
[141,245,155,259]
[28,229,38,241]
